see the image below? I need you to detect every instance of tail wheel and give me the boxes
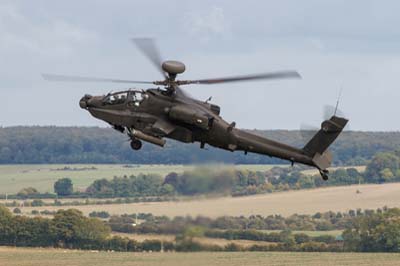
[320,169,329,181]
[130,139,142,150]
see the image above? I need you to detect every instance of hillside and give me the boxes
[1,126,399,165]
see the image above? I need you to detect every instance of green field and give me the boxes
[0,164,282,194]
[1,247,400,266]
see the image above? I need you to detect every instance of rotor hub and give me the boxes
[162,60,186,76]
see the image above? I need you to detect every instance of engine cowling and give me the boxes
[168,105,213,130]
[209,104,220,115]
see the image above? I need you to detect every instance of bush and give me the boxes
[299,241,329,252]
[224,243,243,251]
[31,199,44,207]
[141,240,162,251]
[313,235,336,244]
[17,187,39,198]
[294,233,311,244]
[89,211,110,219]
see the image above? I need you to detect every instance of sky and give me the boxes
[1,0,399,131]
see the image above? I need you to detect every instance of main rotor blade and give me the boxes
[42,73,154,84]
[131,38,166,78]
[183,71,301,85]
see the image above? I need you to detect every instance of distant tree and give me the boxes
[159,184,175,195]
[31,199,44,207]
[294,233,311,244]
[0,206,14,245]
[297,175,315,189]
[86,179,113,197]
[313,234,336,244]
[279,229,295,248]
[343,208,400,252]
[52,209,110,248]
[364,152,400,183]
[17,187,39,198]
[54,178,73,196]
[380,168,395,182]
[89,211,110,219]
[163,172,179,188]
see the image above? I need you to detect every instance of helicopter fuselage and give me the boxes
[79,88,335,171]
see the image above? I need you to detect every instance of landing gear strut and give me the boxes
[319,169,329,181]
[130,139,142,150]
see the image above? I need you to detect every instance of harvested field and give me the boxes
[20,183,400,217]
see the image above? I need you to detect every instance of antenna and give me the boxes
[334,86,343,116]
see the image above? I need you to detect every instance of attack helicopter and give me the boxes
[43,38,348,180]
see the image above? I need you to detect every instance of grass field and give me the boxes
[1,247,400,266]
[20,182,400,217]
[0,164,282,194]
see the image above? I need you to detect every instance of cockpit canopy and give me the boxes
[103,90,147,106]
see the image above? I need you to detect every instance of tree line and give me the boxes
[95,206,400,252]
[3,205,400,252]
[107,208,367,234]
[4,149,400,201]
[85,150,400,198]
[1,126,400,165]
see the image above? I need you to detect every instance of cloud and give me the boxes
[183,6,231,43]
[0,2,97,58]
[0,1,400,130]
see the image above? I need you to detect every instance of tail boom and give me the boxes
[231,115,348,180]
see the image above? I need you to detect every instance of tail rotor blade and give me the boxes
[323,104,344,120]
[323,105,350,131]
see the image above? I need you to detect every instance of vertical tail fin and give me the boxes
[303,116,348,169]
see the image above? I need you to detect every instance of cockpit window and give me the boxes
[133,92,143,102]
[103,91,147,106]
[130,91,147,107]
[104,92,128,105]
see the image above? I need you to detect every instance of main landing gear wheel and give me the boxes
[130,139,142,150]
[320,169,329,181]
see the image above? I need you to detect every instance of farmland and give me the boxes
[0,164,282,194]
[112,233,275,247]
[1,247,400,266]
[19,182,400,217]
